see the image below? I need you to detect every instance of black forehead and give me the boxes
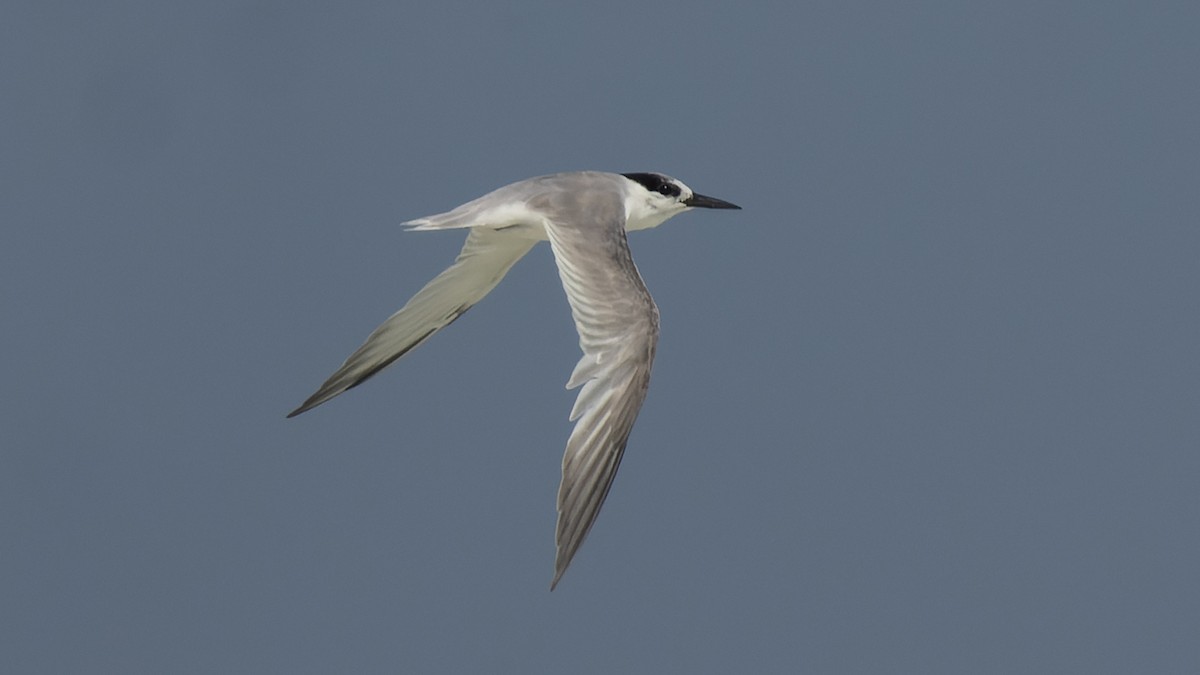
[621,172,679,196]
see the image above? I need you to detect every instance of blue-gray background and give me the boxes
[3,2,1198,673]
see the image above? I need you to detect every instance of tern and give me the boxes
[288,171,741,588]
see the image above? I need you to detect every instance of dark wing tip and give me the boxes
[286,396,319,418]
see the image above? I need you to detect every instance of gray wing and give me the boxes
[288,228,536,417]
[541,190,660,589]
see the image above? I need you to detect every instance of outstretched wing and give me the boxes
[288,228,536,417]
[541,189,660,589]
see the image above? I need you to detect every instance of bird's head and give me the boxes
[620,172,740,231]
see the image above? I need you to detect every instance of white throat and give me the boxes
[623,193,688,232]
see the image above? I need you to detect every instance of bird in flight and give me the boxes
[288,171,741,588]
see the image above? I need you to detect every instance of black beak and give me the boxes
[683,192,741,210]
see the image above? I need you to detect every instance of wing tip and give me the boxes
[285,397,318,418]
[286,384,344,419]
[550,560,568,591]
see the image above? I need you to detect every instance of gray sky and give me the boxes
[3,2,1198,673]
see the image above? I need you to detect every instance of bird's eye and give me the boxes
[658,183,680,197]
